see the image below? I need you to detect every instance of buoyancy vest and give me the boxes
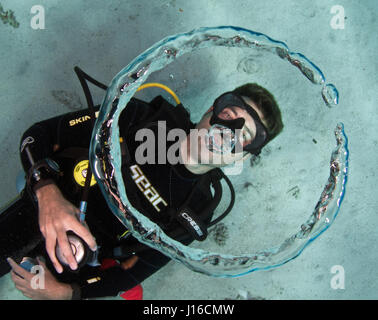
[119,96,234,245]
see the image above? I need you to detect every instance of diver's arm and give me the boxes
[19,97,150,180]
[76,249,171,299]
[8,257,73,300]
[35,184,97,274]
[19,107,100,180]
[76,233,193,299]
[19,108,100,273]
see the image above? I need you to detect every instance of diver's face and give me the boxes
[192,96,264,166]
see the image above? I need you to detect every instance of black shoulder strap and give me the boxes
[169,168,235,242]
[172,173,212,241]
[119,96,189,219]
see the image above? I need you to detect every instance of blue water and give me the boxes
[0,0,377,300]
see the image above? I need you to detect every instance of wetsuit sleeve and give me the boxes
[18,97,151,191]
[19,107,100,176]
[77,236,194,299]
[78,248,172,299]
[19,94,161,178]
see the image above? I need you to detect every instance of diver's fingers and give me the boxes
[71,223,97,252]
[10,270,27,287]
[7,257,30,280]
[56,230,78,271]
[45,233,63,274]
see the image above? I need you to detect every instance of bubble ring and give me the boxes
[89,26,349,277]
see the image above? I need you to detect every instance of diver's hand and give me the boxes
[36,184,97,273]
[8,257,73,300]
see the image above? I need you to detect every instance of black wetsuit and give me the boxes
[0,96,213,299]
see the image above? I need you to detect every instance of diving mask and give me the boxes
[207,92,269,155]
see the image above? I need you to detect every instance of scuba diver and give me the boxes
[0,67,283,300]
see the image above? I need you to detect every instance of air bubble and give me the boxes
[90,26,348,277]
[322,83,339,107]
[237,57,260,74]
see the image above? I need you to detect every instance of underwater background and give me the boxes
[0,0,377,299]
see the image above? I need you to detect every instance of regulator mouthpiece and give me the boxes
[205,124,236,155]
